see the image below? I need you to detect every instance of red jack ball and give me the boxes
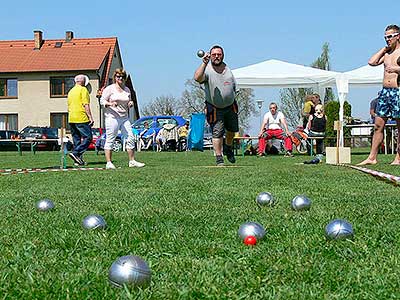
[243,235,257,246]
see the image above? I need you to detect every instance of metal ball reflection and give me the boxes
[291,195,312,211]
[325,219,354,240]
[82,214,107,230]
[197,49,205,58]
[256,192,275,207]
[108,255,151,288]
[36,199,55,212]
[238,222,266,240]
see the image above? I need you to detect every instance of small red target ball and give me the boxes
[243,235,257,246]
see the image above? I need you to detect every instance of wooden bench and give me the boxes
[233,136,259,157]
[0,139,60,155]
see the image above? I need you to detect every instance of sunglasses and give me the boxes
[115,75,126,79]
[384,33,399,40]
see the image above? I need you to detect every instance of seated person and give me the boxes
[155,128,166,152]
[258,102,293,157]
[369,96,379,124]
[177,121,190,151]
[139,121,156,150]
[306,104,327,155]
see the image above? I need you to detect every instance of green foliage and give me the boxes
[1,151,400,299]
[280,87,313,128]
[324,100,352,145]
[280,42,335,127]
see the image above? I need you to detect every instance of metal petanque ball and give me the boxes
[291,195,312,211]
[238,222,266,240]
[82,214,107,230]
[197,49,205,58]
[256,192,275,207]
[325,219,354,240]
[108,255,151,288]
[36,199,55,212]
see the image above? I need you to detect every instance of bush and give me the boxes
[324,101,352,146]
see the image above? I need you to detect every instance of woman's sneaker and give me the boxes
[106,162,116,169]
[129,160,145,168]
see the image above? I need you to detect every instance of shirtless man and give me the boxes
[358,24,400,165]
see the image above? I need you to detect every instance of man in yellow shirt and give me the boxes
[68,74,94,166]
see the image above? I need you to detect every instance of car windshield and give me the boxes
[21,127,41,134]
[45,128,58,136]
[132,119,155,129]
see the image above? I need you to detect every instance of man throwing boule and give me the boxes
[194,45,239,166]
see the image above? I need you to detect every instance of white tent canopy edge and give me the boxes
[232,60,384,146]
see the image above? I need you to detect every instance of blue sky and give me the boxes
[2,0,397,133]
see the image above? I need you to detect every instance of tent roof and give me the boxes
[232,59,339,89]
[343,64,383,86]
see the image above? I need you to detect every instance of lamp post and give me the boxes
[256,99,264,128]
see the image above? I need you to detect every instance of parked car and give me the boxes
[88,128,104,150]
[0,130,20,151]
[132,115,187,136]
[19,126,60,151]
[95,132,124,153]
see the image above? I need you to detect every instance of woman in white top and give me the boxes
[100,68,145,169]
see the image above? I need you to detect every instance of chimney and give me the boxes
[34,30,43,50]
[65,31,74,42]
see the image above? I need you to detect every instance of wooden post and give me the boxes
[59,128,66,169]
[334,121,341,165]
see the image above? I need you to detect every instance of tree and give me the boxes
[280,42,335,128]
[180,79,206,116]
[324,100,352,146]
[310,43,335,103]
[180,79,257,133]
[141,95,182,116]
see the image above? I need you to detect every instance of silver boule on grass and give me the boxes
[325,219,354,240]
[197,49,205,58]
[238,222,266,240]
[36,199,55,212]
[291,195,312,211]
[256,192,275,207]
[109,255,151,288]
[82,214,107,230]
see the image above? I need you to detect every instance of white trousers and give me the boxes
[104,117,136,150]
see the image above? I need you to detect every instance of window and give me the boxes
[157,117,177,127]
[50,113,70,130]
[0,79,18,98]
[0,114,18,130]
[50,77,74,97]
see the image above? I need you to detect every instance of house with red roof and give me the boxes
[0,30,139,131]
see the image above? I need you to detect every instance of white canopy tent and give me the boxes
[232,59,384,146]
[232,59,339,91]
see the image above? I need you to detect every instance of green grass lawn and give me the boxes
[0,150,399,299]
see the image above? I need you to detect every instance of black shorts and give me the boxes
[205,101,239,138]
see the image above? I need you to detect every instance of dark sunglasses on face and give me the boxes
[116,75,125,79]
[384,33,399,40]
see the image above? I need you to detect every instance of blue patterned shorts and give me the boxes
[376,87,400,118]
